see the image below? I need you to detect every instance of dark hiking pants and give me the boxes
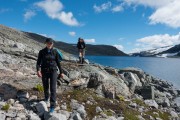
[42,70,57,108]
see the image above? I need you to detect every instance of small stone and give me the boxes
[54,106,60,111]
[11,103,25,111]
[70,99,81,110]
[155,118,163,120]
[58,110,71,119]
[170,111,178,118]
[14,117,22,120]
[60,103,67,110]
[19,97,28,103]
[0,102,6,108]
[17,112,26,119]
[129,103,137,108]
[71,112,83,120]
[77,105,87,119]
[35,101,48,117]
[86,101,93,105]
[0,113,6,120]
[107,116,117,120]
[6,111,17,118]
[117,117,124,120]
[28,112,41,120]
[153,112,159,116]
[44,112,67,120]
[96,106,103,113]
[29,95,38,101]
[7,99,15,105]
[17,90,29,99]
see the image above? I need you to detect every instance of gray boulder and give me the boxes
[170,111,179,118]
[144,100,158,109]
[28,112,41,120]
[44,112,67,120]
[0,113,6,120]
[35,101,48,117]
[122,72,142,93]
[70,112,83,120]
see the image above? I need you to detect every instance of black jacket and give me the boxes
[36,47,62,74]
[77,42,86,49]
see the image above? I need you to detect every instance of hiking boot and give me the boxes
[49,107,55,113]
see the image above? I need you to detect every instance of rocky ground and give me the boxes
[0,24,180,120]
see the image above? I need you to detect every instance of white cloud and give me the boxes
[149,0,180,28]
[133,33,180,52]
[123,0,180,28]
[84,39,96,43]
[123,0,172,8]
[93,2,112,13]
[24,10,36,22]
[114,44,124,50]
[69,31,76,36]
[112,4,124,12]
[35,0,80,26]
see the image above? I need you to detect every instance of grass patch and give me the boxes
[1,104,10,111]
[117,95,125,101]
[144,110,170,120]
[60,89,142,120]
[132,98,148,107]
[104,110,114,116]
[123,109,140,120]
[34,84,44,92]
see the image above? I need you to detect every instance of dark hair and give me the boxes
[78,37,81,42]
[78,37,85,43]
[45,38,53,43]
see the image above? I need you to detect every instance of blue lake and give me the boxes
[86,56,180,89]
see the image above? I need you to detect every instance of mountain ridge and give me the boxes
[24,32,128,56]
[131,45,180,58]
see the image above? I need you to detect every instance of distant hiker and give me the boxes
[36,38,63,113]
[77,37,86,64]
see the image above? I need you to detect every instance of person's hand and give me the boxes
[37,71,42,78]
[59,73,63,79]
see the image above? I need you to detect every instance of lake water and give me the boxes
[86,56,180,89]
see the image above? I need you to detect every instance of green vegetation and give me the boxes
[61,89,141,120]
[124,109,139,120]
[1,104,10,111]
[144,110,170,120]
[104,110,114,116]
[117,95,125,101]
[34,84,44,92]
[132,98,148,107]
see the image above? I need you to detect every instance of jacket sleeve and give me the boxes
[55,50,63,74]
[83,42,86,49]
[36,50,42,72]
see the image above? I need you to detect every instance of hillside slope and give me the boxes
[25,32,128,56]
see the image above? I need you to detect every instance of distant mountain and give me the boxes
[159,44,180,57]
[25,32,128,56]
[131,45,180,58]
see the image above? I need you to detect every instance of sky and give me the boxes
[0,0,180,53]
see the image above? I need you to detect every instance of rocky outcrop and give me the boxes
[0,25,180,119]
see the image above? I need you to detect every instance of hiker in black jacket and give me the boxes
[36,38,63,113]
[77,38,86,64]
